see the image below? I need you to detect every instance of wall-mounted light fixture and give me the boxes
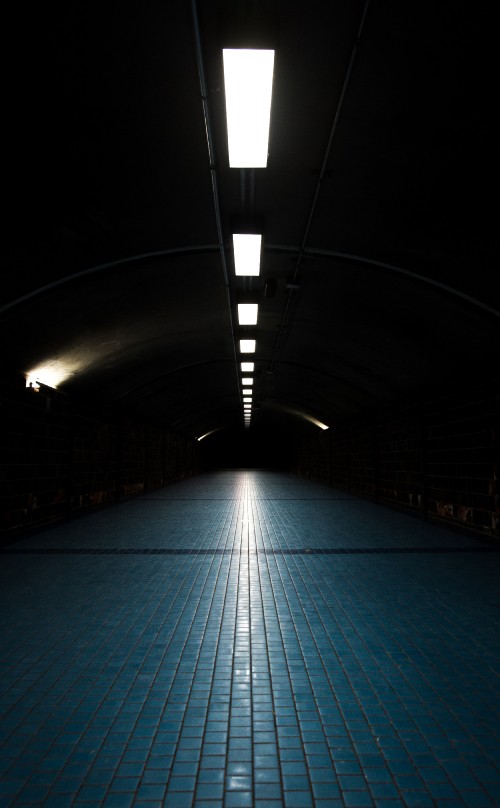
[25,360,73,390]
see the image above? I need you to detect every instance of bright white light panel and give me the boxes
[223,49,275,168]
[233,233,262,276]
[240,339,256,353]
[238,303,258,325]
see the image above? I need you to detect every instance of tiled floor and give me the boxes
[1,470,499,807]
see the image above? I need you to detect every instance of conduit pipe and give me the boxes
[263,0,372,393]
[191,0,242,404]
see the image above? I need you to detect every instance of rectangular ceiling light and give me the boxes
[243,397,252,403]
[240,339,256,353]
[223,48,275,168]
[238,303,258,325]
[242,388,252,395]
[233,233,262,276]
[241,377,253,385]
[241,362,254,372]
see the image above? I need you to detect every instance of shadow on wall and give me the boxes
[199,428,295,470]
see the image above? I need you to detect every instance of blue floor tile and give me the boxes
[1,471,499,807]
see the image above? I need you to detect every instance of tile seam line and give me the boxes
[252,489,320,802]
[80,506,232,801]
[0,540,210,731]
[17,502,234,803]
[272,508,492,795]
[1,544,204,803]
[268,512,414,803]
[2,547,497,555]
[165,493,241,801]
[250,475,287,805]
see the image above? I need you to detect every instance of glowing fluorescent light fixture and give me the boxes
[241,362,254,372]
[242,388,252,395]
[238,303,258,325]
[233,233,262,276]
[241,378,253,385]
[223,48,275,168]
[240,339,256,353]
[243,397,252,403]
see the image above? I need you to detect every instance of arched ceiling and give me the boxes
[2,1,497,442]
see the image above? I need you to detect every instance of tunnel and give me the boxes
[0,2,499,806]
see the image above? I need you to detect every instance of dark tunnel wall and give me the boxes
[1,368,498,542]
[0,371,199,541]
[295,379,500,541]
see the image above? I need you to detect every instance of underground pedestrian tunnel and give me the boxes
[1,2,498,806]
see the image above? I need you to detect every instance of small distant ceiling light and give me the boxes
[243,397,252,403]
[241,377,253,385]
[233,233,262,276]
[241,362,254,372]
[238,303,258,325]
[223,48,275,168]
[240,339,256,353]
[242,388,253,395]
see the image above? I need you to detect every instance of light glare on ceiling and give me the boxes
[25,360,74,390]
[233,233,262,276]
[223,49,275,168]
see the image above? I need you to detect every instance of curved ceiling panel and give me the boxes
[1,1,496,442]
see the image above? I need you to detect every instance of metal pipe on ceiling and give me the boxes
[191,0,242,406]
[263,0,372,396]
